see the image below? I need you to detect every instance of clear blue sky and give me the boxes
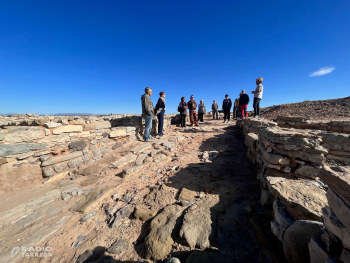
[0,0,349,114]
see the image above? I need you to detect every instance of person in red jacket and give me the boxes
[239,90,250,119]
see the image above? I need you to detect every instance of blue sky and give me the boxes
[0,0,349,114]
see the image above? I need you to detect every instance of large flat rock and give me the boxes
[4,127,45,143]
[266,176,328,221]
[41,151,83,166]
[0,143,47,157]
[69,186,115,214]
[322,206,350,248]
[320,165,350,205]
[179,198,224,249]
[0,189,61,228]
[0,214,71,263]
[144,204,184,260]
[131,143,152,154]
[111,154,137,169]
[326,188,350,228]
[52,124,83,134]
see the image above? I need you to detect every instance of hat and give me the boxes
[256,77,263,82]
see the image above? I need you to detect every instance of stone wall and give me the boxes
[0,114,175,194]
[276,116,350,134]
[237,118,350,262]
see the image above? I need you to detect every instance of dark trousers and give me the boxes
[236,110,240,118]
[198,113,204,122]
[180,113,186,127]
[157,110,164,134]
[223,109,230,121]
[253,98,261,116]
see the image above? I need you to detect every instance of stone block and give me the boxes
[326,188,350,228]
[100,147,110,155]
[68,140,87,151]
[267,176,328,221]
[52,125,83,135]
[322,206,350,248]
[295,164,321,179]
[111,154,137,169]
[83,123,95,131]
[0,143,48,157]
[94,121,111,129]
[110,130,127,138]
[92,148,100,157]
[112,142,122,150]
[272,199,295,241]
[308,237,330,263]
[42,166,56,177]
[123,165,143,178]
[5,127,45,143]
[263,151,290,165]
[68,157,84,168]
[41,151,83,166]
[283,220,324,263]
[320,165,350,205]
[44,122,62,129]
[53,163,67,173]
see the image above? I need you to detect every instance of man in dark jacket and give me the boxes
[141,87,154,141]
[222,94,232,123]
[239,90,250,119]
[187,95,199,126]
[212,100,219,120]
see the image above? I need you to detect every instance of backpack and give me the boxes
[223,99,230,109]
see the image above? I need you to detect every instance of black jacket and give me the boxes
[239,94,250,106]
[155,98,166,111]
[222,98,232,110]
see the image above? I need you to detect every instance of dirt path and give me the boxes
[1,120,276,263]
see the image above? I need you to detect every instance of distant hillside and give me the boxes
[53,113,93,116]
[258,96,350,121]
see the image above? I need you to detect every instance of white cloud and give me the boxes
[310,66,335,77]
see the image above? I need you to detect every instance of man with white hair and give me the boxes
[251,77,264,118]
[141,87,154,142]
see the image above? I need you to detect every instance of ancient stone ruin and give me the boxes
[0,112,349,263]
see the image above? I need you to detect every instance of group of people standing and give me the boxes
[141,77,264,142]
[211,77,264,122]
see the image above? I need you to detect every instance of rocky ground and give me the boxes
[0,119,281,263]
[257,96,350,121]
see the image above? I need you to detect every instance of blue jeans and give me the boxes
[157,109,165,134]
[144,115,152,140]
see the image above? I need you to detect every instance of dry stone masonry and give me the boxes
[0,114,177,195]
[238,117,350,263]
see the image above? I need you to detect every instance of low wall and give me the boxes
[276,116,350,134]
[0,114,175,195]
[237,118,350,262]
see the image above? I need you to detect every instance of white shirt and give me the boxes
[254,83,263,99]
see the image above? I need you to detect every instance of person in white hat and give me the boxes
[251,77,263,118]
